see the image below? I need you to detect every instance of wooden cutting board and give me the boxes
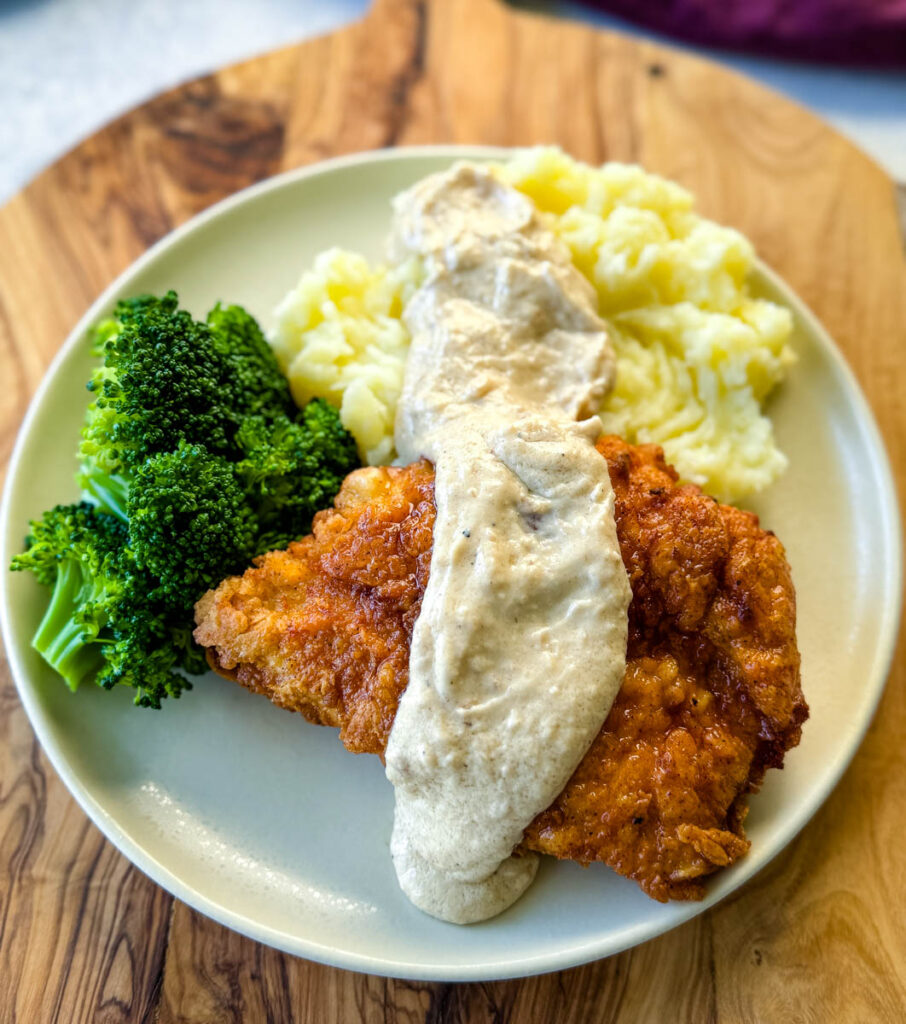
[1,1,905,1020]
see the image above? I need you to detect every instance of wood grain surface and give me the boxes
[2,0,905,1020]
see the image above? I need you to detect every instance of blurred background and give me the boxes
[1,0,904,202]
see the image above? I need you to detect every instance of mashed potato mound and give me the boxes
[270,249,422,465]
[271,149,794,501]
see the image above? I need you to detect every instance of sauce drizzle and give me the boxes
[385,164,631,923]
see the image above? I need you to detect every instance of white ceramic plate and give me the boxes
[1,148,901,981]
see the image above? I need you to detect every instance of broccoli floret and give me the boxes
[98,624,193,709]
[125,401,357,603]
[79,292,296,513]
[11,503,125,690]
[127,441,256,602]
[10,503,193,707]
[206,303,295,419]
[14,291,360,708]
[236,399,360,550]
[80,293,229,486]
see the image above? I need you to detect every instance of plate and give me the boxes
[0,147,901,981]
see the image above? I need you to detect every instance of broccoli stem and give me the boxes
[82,471,130,522]
[31,560,104,690]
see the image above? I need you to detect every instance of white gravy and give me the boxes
[385,164,631,924]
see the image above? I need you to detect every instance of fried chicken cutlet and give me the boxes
[194,436,806,902]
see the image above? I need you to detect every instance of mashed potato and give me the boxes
[271,149,794,501]
[270,249,423,465]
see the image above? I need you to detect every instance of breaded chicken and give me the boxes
[194,437,806,901]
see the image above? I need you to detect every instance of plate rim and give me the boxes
[1,145,902,981]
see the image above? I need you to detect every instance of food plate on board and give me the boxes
[0,147,900,980]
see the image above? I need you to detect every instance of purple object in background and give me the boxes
[587,0,906,66]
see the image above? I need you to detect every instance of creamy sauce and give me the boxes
[385,164,631,923]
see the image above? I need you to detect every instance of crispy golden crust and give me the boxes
[194,437,806,902]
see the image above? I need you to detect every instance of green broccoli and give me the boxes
[10,503,192,707]
[13,291,360,707]
[80,293,229,513]
[79,291,296,517]
[125,406,359,605]
[206,303,296,419]
[236,400,360,550]
[127,441,257,602]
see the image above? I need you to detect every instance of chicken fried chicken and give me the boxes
[194,436,806,901]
